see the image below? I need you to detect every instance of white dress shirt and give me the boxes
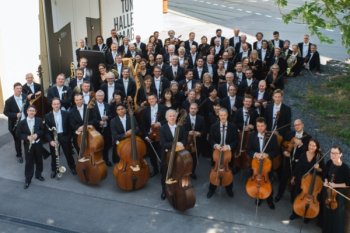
[258,132,265,152]
[108,83,115,103]
[168,124,176,137]
[77,106,84,120]
[151,104,158,124]
[119,115,127,132]
[123,79,129,95]
[272,104,281,129]
[53,110,63,133]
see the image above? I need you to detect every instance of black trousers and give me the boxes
[10,130,22,157]
[277,156,293,198]
[49,134,76,171]
[24,143,43,182]
[147,141,161,172]
[100,127,111,163]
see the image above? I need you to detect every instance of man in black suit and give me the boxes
[235,34,252,55]
[78,57,93,81]
[298,34,312,59]
[143,94,167,176]
[4,82,28,163]
[116,68,137,101]
[247,117,279,209]
[270,31,284,49]
[111,55,124,79]
[16,105,45,189]
[304,44,320,73]
[229,28,241,48]
[76,39,90,62]
[151,66,170,100]
[218,72,235,99]
[210,28,225,46]
[69,93,96,154]
[134,35,146,55]
[48,74,72,110]
[253,32,264,50]
[184,32,198,54]
[213,38,224,62]
[222,51,235,73]
[22,73,42,101]
[234,94,258,132]
[193,58,207,81]
[205,55,218,84]
[258,40,272,75]
[124,43,140,60]
[159,109,188,200]
[236,43,251,63]
[105,43,120,69]
[187,45,199,69]
[207,108,238,198]
[106,29,124,49]
[269,48,287,75]
[99,71,117,104]
[253,80,272,116]
[178,69,198,96]
[92,35,108,53]
[184,103,206,178]
[69,68,87,95]
[233,62,246,87]
[264,89,291,139]
[163,55,185,81]
[238,68,258,97]
[45,98,76,178]
[118,37,130,57]
[93,90,112,166]
[220,84,243,122]
[155,54,170,74]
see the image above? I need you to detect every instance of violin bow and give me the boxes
[323,183,350,201]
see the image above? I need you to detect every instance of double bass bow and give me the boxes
[235,109,252,169]
[113,100,150,191]
[165,110,196,211]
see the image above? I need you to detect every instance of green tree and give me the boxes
[276,0,350,55]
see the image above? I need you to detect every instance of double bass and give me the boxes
[31,65,49,119]
[165,111,195,211]
[113,101,150,191]
[76,96,107,185]
[209,124,233,188]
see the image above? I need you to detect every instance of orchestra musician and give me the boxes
[220,84,243,122]
[99,72,117,104]
[45,98,77,178]
[252,80,271,117]
[237,68,258,96]
[160,109,188,200]
[207,108,238,198]
[69,68,86,94]
[234,94,258,132]
[22,73,41,101]
[75,39,90,62]
[151,66,170,101]
[47,73,72,111]
[80,81,92,105]
[16,105,45,189]
[115,68,137,102]
[4,82,28,163]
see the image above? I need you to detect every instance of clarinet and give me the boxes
[28,126,34,151]
[13,98,26,131]
[48,126,66,179]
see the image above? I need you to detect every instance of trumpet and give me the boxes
[48,126,66,179]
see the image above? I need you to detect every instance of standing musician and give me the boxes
[69,68,87,94]
[266,64,284,94]
[45,98,77,178]
[322,146,350,233]
[143,94,167,177]
[80,81,92,105]
[93,90,112,166]
[247,117,279,209]
[116,68,136,102]
[47,73,72,110]
[99,72,117,104]
[207,108,238,198]
[4,82,28,163]
[69,93,96,154]
[184,103,206,179]
[289,139,324,221]
[234,94,258,133]
[252,80,271,117]
[237,68,258,97]
[22,73,42,101]
[16,105,45,189]
[220,84,243,122]
[178,69,198,97]
[160,109,188,200]
[275,119,311,202]
[151,66,170,101]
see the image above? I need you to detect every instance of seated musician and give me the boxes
[247,117,279,209]
[99,72,117,104]
[234,94,258,138]
[4,82,28,163]
[22,73,41,101]
[207,108,238,199]
[184,102,206,179]
[47,73,72,111]
[115,68,136,102]
[69,68,87,94]
[69,93,96,154]
[275,119,311,202]
[160,109,187,200]
[45,98,76,178]
[143,93,166,177]
[16,105,45,189]
[304,44,320,74]
[80,81,92,105]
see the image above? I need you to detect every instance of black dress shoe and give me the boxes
[35,176,45,181]
[207,190,215,199]
[267,201,275,210]
[161,191,166,200]
[190,173,197,180]
[289,213,298,220]
[17,157,23,164]
[50,171,57,179]
[226,189,234,198]
[105,161,112,167]
[24,182,30,189]
[274,194,282,202]
[71,168,77,175]
[254,199,262,206]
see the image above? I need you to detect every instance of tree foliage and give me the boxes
[276,0,350,55]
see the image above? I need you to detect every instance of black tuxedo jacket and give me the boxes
[93,102,111,132]
[238,78,259,97]
[252,90,272,116]
[305,51,320,72]
[193,67,208,80]
[118,45,129,57]
[184,114,206,135]
[258,49,272,68]
[4,94,28,131]
[76,46,90,62]
[156,63,170,74]
[184,40,198,53]
[22,83,41,99]
[247,131,279,158]
[269,40,284,49]
[47,86,72,110]
[217,83,230,99]
[210,36,226,46]
[110,115,132,144]
[236,51,251,63]
[69,78,89,91]
[209,122,238,150]
[160,123,187,152]
[93,44,108,53]
[115,78,137,99]
[16,117,44,146]
[298,42,312,58]
[198,44,210,59]
[163,66,185,82]
[68,104,96,132]
[223,60,235,73]
[233,72,246,87]
[229,36,241,47]
[99,82,117,103]
[44,110,71,141]
[235,42,252,54]
[284,131,311,158]
[187,53,199,69]
[265,103,291,137]
[111,63,125,79]
[151,76,170,99]
[204,63,218,84]
[178,79,198,93]
[134,42,147,54]
[106,35,124,49]
[105,51,119,68]
[142,104,167,136]
[269,56,287,74]
[220,95,243,120]
[234,107,258,131]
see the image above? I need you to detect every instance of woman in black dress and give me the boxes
[322,146,350,233]
[160,88,175,112]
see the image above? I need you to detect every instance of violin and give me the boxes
[325,174,338,210]
[113,100,150,191]
[149,111,161,142]
[165,110,196,211]
[76,96,107,185]
[293,155,323,219]
[209,124,233,187]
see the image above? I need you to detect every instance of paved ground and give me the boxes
[0,10,325,233]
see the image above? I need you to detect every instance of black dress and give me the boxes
[322,160,350,233]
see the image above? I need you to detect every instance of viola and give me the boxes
[325,174,338,210]
[165,110,195,211]
[113,100,150,191]
[76,96,107,185]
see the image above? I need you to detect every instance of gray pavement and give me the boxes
[0,11,323,233]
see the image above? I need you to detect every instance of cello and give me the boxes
[165,111,196,211]
[293,154,323,219]
[76,96,107,185]
[209,123,233,188]
[113,100,150,191]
